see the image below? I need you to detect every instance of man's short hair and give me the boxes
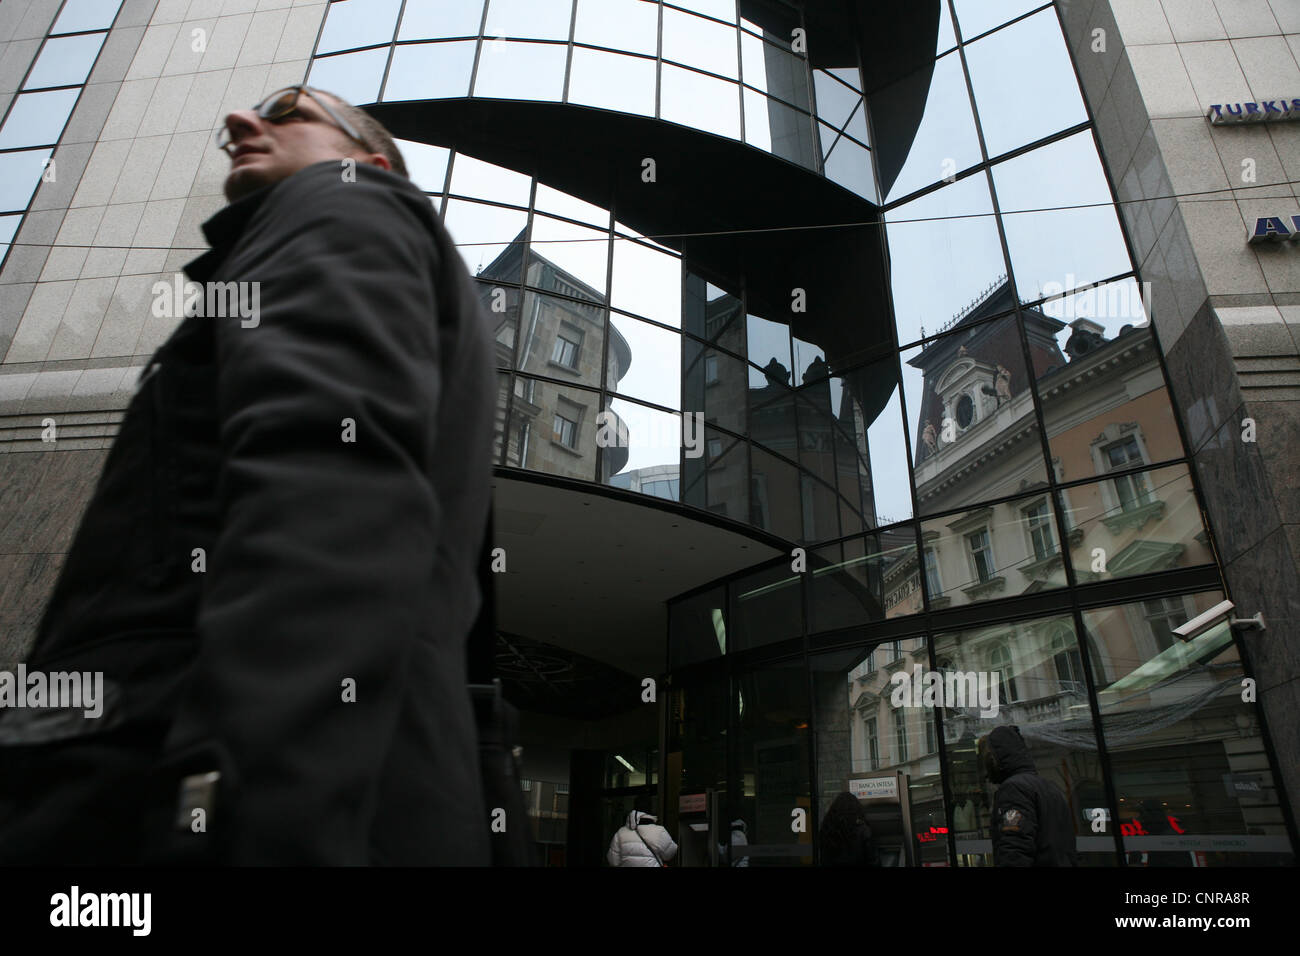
[307,87,409,180]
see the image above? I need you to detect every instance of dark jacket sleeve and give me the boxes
[161,163,447,864]
[991,777,1039,867]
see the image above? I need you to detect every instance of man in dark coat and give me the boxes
[0,86,495,865]
[978,725,1079,867]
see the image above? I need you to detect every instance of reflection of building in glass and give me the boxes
[1,0,1295,869]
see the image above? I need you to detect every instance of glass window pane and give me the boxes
[734,659,812,866]
[921,491,1066,608]
[1032,308,1188,468]
[964,10,1087,158]
[800,473,842,543]
[669,586,726,667]
[823,134,876,201]
[504,375,600,480]
[750,445,800,539]
[449,151,532,206]
[574,0,658,55]
[934,614,1113,865]
[684,334,747,435]
[886,173,1005,348]
[835,359,912,526]
[527,214,609,296]
[663,7,738,79]
[306,48,388,105]
[519,290,604,388]
[484,0,573,41]
[953,0,1046,41]
[317,0,402,54]
[51,0,122,34]
[535,182,608,229]
[0,90,80,148]
[1082,596,1294,865]
[603,397,682,489]
[936,0,958,54]
[810,528,920,630]
[609,313,681,409]
[477,281,521,369]
[568,47,656,116]
[813,70,859,130]
[0,149,53,212]
[1,214,22,261]
[394,139,451,193]
[741,32,811,111]
[903,314,1048,516]
[729,562,800,652]
[661,63,741,139]
[880,51,981,202]
[682,424,745,514]
[474,39,567,101]
[746,311,791,384]
[812,640,950,866]
[1063,463,1212,584]
[744,89,815,168]
[993,132,1133,303]
[442,198,528,275]
[672,0,736,23]
[398,0,485,40]
[382,40,476,101]
[24,34,105,90]
[611,236,683,326]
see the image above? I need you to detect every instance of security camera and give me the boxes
[1172,600,1235,642]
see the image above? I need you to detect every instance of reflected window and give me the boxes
[1051,627,1086,689]
[892,709,909,764]
[988,643,1018,702]
[554,399,582,448]
[551,324,583,370]
[1023,499,1055,561]
[923,547,942,597]
[967,528,994,583]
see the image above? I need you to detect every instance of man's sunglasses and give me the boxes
[215,85,370,152]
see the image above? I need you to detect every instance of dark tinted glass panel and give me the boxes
[811,639,950,866]
[934,614,1115,865]
[1082,596,1294,865]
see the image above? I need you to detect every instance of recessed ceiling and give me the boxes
[492,473,783,677]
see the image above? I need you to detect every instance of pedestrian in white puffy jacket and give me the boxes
[607,811,678,867]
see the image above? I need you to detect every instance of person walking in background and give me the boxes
[607,810,678,867]
[978,725,1079,867]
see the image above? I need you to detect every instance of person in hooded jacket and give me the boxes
[978,725,1079,866]
[607,810,678,867]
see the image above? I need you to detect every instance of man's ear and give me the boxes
[362,152,392,172]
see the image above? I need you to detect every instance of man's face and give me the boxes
[218,90,388,202]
